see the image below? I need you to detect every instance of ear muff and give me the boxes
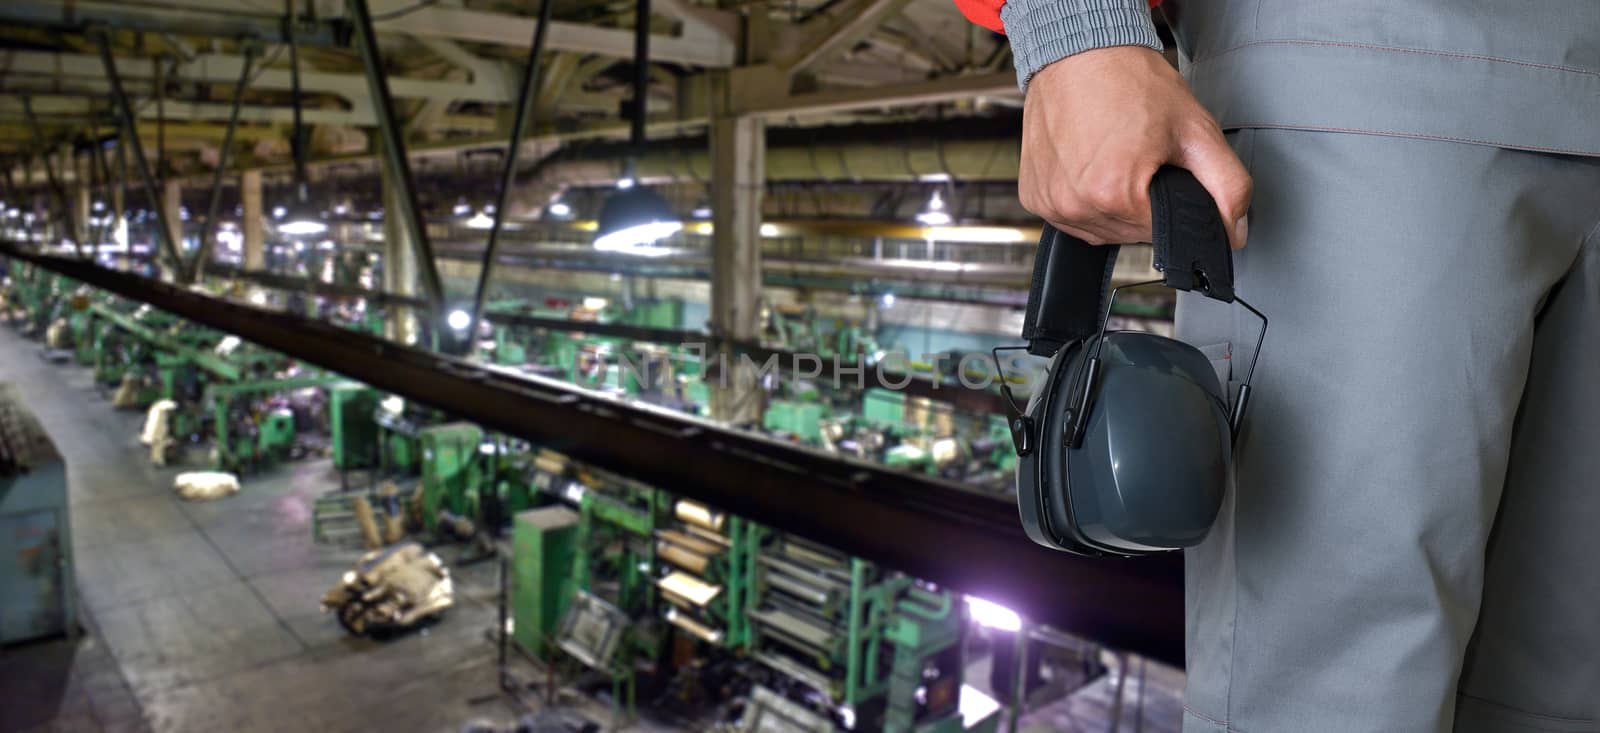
[1001,167,1268,558]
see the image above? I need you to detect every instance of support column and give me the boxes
[708,103,765,425]
[162,179,183,278]
[241,170,264,270]
[72,183,91,253]
[111,163,127,269]
[382,159,419,345]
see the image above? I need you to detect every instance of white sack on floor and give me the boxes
[174,471,240,501]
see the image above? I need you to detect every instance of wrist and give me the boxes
[1002,0,1163,93]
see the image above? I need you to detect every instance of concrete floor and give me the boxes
[0,325,1184,733]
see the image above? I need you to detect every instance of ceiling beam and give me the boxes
[748,71,1018,117]
[775,0,916,75]
[0,0,342,46]
[379,5,736,68]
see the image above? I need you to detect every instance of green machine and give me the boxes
[511,505,581,658]
[329,384,382,470]
[417,422,485,533]
[207,373,342,473]
[763,400,825,444]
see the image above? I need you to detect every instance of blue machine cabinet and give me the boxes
[0,383,74,644]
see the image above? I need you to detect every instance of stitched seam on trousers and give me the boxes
[1184,705,1241,732]
[1458,692,1598,727]
[1201,39,1600,79]
[1221,123,1600,158]
[1223,127,1257,733]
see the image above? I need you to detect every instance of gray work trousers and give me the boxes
[1175,128,1600,733]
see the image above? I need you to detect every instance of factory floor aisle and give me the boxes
[0,329,517,733]
[0,325,1186,733]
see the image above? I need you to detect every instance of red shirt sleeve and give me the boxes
[955,0,1161,35]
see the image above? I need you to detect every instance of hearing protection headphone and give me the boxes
[997,167,1267,557]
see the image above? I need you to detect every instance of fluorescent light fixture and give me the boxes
[923,226,1026,244]
[279,218,327,236]
[464,210,496,230]
[964,595,1021,631]
[447,309,472,331]
[759,223,780,237]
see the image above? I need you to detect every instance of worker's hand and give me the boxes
[1019,46,1252,249]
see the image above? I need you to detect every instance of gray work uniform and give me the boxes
[999,1,1600,731]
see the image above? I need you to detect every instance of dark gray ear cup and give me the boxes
[1015,333,1232,557]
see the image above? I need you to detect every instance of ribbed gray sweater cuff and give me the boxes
[1002,0,1163,93]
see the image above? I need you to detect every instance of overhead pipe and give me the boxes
[504,118,1022,217]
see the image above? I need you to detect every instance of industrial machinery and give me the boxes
[321,541,454,637]
[0,383,75,644]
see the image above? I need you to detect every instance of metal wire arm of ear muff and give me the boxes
[991,344,1036,456]
[1066,280,1270,446]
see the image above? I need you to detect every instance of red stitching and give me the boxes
[1204,39,1600,78]
[1223,123,1600,157]
[1184,705,1237,731]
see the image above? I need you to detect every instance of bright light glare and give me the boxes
[333,204,349,215]
[880,292,896,308]
[452,199,472,217]
[272,205,288,219]
[248,291,268,305]
[582,297,608,310]
[691,205,711,219]
[616,177,636,190]
[464,210,496,230]
[759,223,780,237]
[958,684,1002,725]
[447,309,472,331]
[594,221,681,252]
[923,226,1025,244]
[279,219,328,236]
[916,190,952,225]
[293,241,306,252]
[548,201,571,217]
[964,596,1021,631]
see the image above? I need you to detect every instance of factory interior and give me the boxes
[0,1,1190,731]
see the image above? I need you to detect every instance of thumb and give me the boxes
[1174,125,1253,249]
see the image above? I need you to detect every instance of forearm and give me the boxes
[997,0,1164,92]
